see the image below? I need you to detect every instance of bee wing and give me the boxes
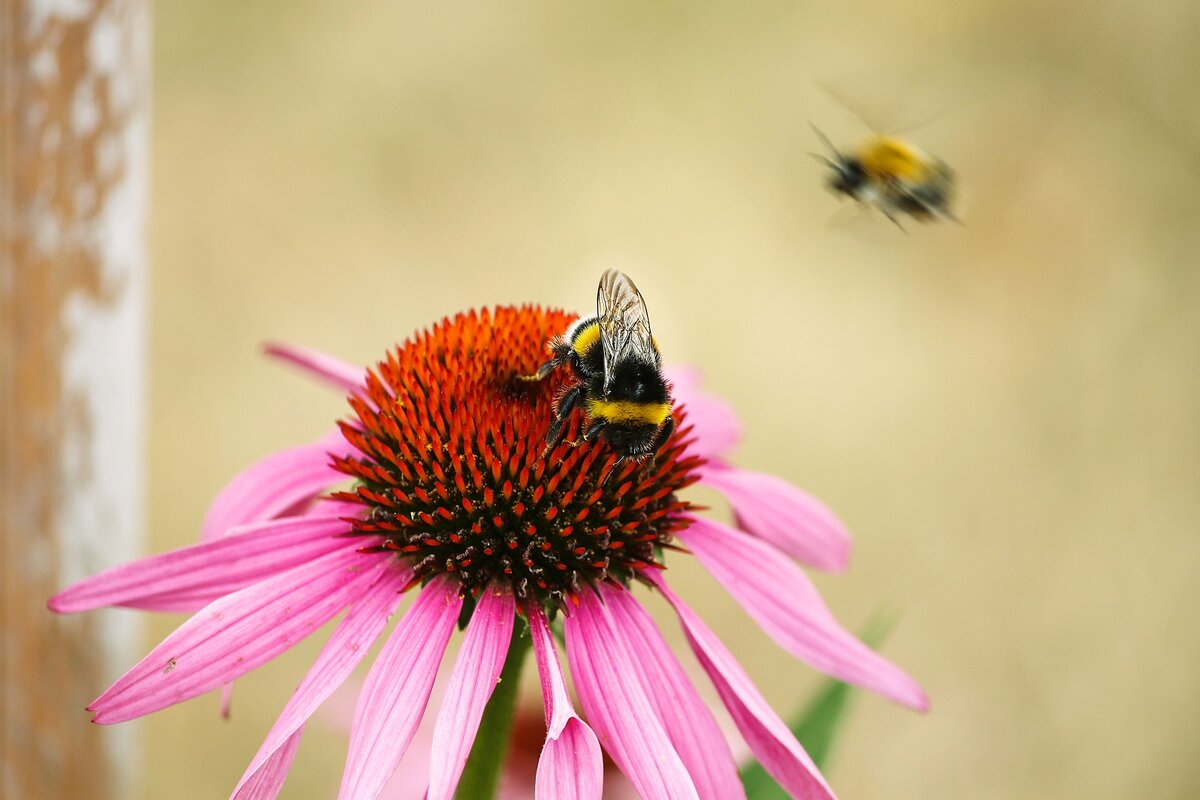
[816,81,886,135]
[595,269,658,391]
[817,74,964,137]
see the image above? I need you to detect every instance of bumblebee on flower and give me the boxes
[527,269,675,463]
[50,273,927,800]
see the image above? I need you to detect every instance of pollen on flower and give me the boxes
[330,306,702,609]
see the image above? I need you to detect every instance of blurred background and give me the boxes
[25,0,1200,797]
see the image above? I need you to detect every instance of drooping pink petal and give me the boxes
[647,572,836,800]
[48,516,351,614]
[531,610,568,736]
[603,586,746,800]
[338,577,463,800]
[88,544,384,724]
[263,341,365,394]
[565,591,699,800]
[697,464,852,572]
[677,515,929,711]
[427,587,517,800]
[230,727,305,800]
[536,718,606,800]
[231,560,412,798]
[529,606,602,800]
[664,365,742,461]
[201,429,350,543]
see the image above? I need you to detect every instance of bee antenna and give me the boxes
[809,122,841,158]
[808,152,839,169]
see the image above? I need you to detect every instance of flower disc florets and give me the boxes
[332,306,701,609]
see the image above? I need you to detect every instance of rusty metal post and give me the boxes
[1,0,148,796]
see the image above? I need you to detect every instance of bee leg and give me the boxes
[647,416,676,465]
[553,418,606,453]
[542,416,568,456]
[518,357,560,382]
[600,455,625,486]
[580,420,606,443]
[541,386,582,456]
[554,385,581,418]
[519,341,573,381]
[932,201,963,226]
[880,206,907,232]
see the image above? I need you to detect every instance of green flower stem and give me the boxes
[456,619,531,800]
[739,613,894,798]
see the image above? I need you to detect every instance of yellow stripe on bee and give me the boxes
[586,398,671,426]
[571,321,601,356]
[859,136,927,182]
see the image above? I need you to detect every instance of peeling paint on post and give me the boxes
[1,0,148,797]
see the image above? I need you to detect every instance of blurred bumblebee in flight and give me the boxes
[527,269,674,462]
[812,125,958,227]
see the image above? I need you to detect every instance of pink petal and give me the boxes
[564,591,699,800]
[89,544,384,724]
[232,561,412,798]
[263,341,364,393]
[49,516,352,614]
[537,717,605,800]
[697,464,852,572]
[530,608,569,735]
[101,590,226,615]
[529,606,602,800]
[677,515,929,711]
[338,577,463,800]
[664,365,742,461]
[230,727,305,800]
[427,588,517,800]
[603,587,746,800]
[647,572,836,800]
[202,429,349,543]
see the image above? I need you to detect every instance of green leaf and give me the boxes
[740,614,895,799]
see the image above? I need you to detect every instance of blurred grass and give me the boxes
[132,1,1200,798]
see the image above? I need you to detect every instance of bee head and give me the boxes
[811,124,866,199]
[828,158,867,198]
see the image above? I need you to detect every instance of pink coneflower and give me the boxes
[50,306,927,800]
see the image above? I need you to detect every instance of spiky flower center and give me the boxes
[331,306,701,608]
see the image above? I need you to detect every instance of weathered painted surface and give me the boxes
[1,0,148,797]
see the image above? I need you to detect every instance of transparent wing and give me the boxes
[595,269,658,389]
[816,71,967,136]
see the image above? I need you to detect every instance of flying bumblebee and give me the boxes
[528,269,674,461]
[811,125,958,227]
